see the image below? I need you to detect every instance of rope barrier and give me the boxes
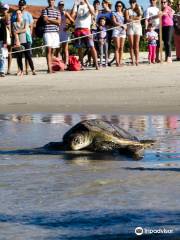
[0,13,179,57]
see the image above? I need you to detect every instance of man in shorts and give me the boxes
[43,0,61,73]
[71,0,99,70]
[145,0,160,62]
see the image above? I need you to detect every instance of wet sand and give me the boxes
[0,55,180,114]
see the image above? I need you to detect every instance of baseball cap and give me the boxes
[58,0,64,5]
[18,0,27,6]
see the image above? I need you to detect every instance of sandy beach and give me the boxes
[0,54,180,114]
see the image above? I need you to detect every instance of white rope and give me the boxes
[0,13,179,57]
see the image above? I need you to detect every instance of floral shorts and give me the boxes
[74,28,94,48]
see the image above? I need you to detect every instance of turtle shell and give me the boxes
[63,119,140,147]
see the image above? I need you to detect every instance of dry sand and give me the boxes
[0,54,180,114]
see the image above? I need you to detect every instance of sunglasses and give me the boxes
[117,4,122,7]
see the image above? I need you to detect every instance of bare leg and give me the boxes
[113,37,120,66]
[134,34,140,66]
[46,47,53,73]
[63,43,69,66]
[128,35,135,65]
[78,48,84,66]
[90,46,99,70]
[119,37,125,65]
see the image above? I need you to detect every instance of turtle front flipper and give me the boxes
[126,145,145,160]
[43,142,67,151]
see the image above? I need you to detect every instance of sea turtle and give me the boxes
[44,119,155,159]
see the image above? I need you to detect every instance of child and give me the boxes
[146,23,158,64]
[0,13,8,77]
[97,16,108,67]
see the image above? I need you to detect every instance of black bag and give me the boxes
[35,15,45,38]
[174,14,180,35]
[35,8,48,38]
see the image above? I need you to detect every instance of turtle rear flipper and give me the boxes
[140,139,156,147]
[127,145,145,160]
[89,141,118,152]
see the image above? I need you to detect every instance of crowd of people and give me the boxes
[0,0,180,77]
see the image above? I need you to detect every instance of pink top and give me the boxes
[162,6,174,26]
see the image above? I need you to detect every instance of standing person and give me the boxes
[145,0,160,62]
[173,0,180,61]
[11,0,34,75]
[97,0,112,63]
[11,0,34,31]
[91,0,100,51]
[97,16,108,66]
[71,0,99,70]
[57,0,74,67]
[42,0,61,73]
[112,1,126,66]
[160,0,174,63]
[0,10,7,77]
[0,4,11,74]
[12,10,36,76]
[146,23,158,63]
[92,0,100,31]
[86,0,100,66]
[125,0,142,66]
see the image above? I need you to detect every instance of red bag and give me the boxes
[68,55,81,71]
[52,57,65,71]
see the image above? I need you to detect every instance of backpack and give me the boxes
[35,9,48,38]
[52,57,65,71]
[174,15,180,35]
[68,56,81,71]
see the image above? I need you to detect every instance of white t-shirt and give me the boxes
[146,30,158,45]
[74,4,93,29]
[145,6,160,29]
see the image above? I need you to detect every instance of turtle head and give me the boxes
[69,132,92,150]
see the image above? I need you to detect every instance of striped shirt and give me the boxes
[42,7,61,33]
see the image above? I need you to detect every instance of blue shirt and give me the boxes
[97,11,112,27]
[11,11,33,25]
